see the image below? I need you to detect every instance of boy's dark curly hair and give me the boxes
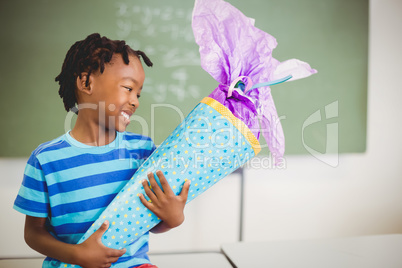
[55,33,153,112]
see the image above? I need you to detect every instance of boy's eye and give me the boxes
[137,95,141,99]
[124,86,132,92]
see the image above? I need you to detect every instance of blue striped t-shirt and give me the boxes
[14,131,156,268]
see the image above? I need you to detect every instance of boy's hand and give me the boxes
[139,170,191,230]
[75,220,126,268]
[24,216,125,268]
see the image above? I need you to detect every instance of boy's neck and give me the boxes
[70,114,117,147]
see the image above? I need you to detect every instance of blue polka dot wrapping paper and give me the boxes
[59,97,260,267]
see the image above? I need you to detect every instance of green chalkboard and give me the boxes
[0,0,368,158]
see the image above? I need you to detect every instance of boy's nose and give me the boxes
[129,97,139,109]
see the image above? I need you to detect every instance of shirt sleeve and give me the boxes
[136,138,156,168]
[13,153,49,218]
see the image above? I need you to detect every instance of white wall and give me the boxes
[1,0,401,258]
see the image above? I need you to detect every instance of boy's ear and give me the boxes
[76,72,93,95]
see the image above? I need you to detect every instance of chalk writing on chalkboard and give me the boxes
[116,2,201,103]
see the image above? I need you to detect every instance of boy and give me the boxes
[13,33,190,268]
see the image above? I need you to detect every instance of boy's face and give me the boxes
[88,53,145,133]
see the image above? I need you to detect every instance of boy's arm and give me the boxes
[139,170,191,234]
[25,216,126,268]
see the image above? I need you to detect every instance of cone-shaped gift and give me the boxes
[75,97,260,251]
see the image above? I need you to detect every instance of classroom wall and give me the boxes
[1,0,401,258]
[242,0,402,242]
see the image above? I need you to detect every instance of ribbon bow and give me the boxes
[227,75,293,98]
